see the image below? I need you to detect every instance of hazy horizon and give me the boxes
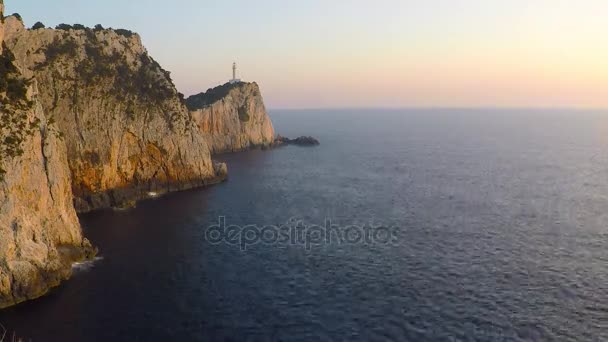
[6,0,608,109]
[266,106,608,111]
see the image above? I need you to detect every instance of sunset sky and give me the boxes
[6,0,608,109]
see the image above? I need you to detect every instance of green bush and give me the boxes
[185,82,243,110]
[31,21,45,30]
[115,29,135,38]
[55,23,73,30]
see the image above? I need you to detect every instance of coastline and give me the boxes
[0,242,97,310]
[73,162,228,213]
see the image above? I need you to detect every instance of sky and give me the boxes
[5,0,608,109]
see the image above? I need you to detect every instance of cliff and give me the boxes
[187,82,275,154]
[0,2,276,308]
[4,17,226,212]
[0,6,95,308]
[0,2,3,49]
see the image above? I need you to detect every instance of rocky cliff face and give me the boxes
[0,1,4,52]
[187,82,275,154]
[5,17,226,212]
[0,3,273,308]
[0,8,95,308]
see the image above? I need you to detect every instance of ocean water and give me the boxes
[1,109,608,341]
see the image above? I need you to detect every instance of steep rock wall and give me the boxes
[0,1,4,52]
[187,82,275,154]
[0,8,94,308]
[5,18,225,212]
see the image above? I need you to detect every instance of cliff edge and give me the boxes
[4,17,226,212]
[0,2,278,308]
[0,6,95,309]
[187,82,275,154]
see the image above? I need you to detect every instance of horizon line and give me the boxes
[267,106,608,112]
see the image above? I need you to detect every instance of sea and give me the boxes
[1,109,607,341]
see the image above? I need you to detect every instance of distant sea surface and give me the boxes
[2,109,608,341]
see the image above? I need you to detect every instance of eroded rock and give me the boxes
[1,8,96,308]
[187,82,275,154]
[4,17,224,212]
[274,135,320,147]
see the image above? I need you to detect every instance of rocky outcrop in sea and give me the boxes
[274,135,320,147]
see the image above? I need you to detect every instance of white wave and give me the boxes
[72,256,104,272]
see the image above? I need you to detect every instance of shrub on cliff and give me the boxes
[31,22,45,30]
[72,24,87,30]
[11,13,22,22]
[35,37,80,70]
[178,92,186,105]
[115,29,135,38]
[30,27,176,120]
[55,23,73,30]
[185,83,241,110]
[116,53,175,104]
[94,24,104,31]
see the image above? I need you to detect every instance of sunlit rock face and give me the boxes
[4,17,225,212]
[0,10,95,309]
[187,82,275,154]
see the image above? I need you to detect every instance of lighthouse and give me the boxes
[229,62,241,84]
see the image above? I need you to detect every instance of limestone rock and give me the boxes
[213,161,228,179]
[0,1,4,54]
[0,9,96,308]
[187,82,275,154]
[4,17,225,212]
[274,135,320,147]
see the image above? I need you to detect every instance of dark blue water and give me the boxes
[2,109,608,341]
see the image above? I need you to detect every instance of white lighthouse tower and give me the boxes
[229,62,241,84]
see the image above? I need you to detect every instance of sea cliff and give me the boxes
[4,16,226,212]
[0,2,275,308]
[0,5,95,308]
[187,82,275,154]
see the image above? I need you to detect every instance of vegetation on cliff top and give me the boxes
[34,28,177,112]
[10,13,21,22]
[185,82,247,110]
[54,23,136,38]
[31,21,46,30]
